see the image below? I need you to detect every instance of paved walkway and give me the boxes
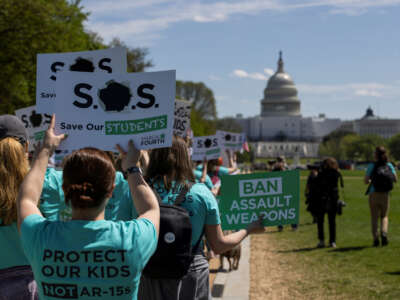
[211,237,250,300]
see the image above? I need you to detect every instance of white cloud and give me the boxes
[81,0,400,45]
[354,89,382,97]
[232,69,268,80]
[297,82,400,100]
[264,68,275,76]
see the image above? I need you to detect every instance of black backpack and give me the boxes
[370,163,395,193]
[143,182,202,279]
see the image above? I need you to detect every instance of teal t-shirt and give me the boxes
[366,162,396,194]
[196,164,230,178]
[193,169,214,190]
[151,181,220,246]
[0,221,30,269]
[40,169,133,221]
[21,214,157,300]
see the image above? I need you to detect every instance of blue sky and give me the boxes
[81,0,400,120]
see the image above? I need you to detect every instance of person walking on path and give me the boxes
[315,158,343,248]
[364,146,397,247]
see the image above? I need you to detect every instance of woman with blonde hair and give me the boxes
[0,115,37,299]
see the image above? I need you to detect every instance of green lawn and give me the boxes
[268,175,400,299]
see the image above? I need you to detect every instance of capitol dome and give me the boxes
[260,52,301,117]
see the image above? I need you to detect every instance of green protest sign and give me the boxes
[219,170,300,230]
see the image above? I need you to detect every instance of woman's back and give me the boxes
[0,222,30,269]
[152,181,219,246]
[21,215,157,300]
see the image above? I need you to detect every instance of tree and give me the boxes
[0,0,94,113]
[341,134,362,160]
[108,38,153,72]
[388,133,400,161]
[342,134,386,161]
[0,1,154,114]
[319,130,356,160]
[216,117,242,132]
[189,110,216,136]
[176,80,217,120]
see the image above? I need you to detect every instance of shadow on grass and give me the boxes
[328,246,368,252]
[277,247,321,253]
[386,271,400,275]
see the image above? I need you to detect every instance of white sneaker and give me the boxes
[330,242,337,248]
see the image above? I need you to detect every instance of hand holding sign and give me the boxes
[42,115,67,155]
[116,140,141,172]
[192,135,221,161]
[246,216,265,234]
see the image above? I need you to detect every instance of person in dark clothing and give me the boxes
[273,157,298,231]
[315,157,343,248]
[305,164,319,224]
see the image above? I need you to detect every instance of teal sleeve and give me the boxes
[20,214,46,260]
[204,175,214,190]
[366,163,374,177]
[40,168,65,220]
[200,186,221,225]
[388,163,396,174]
[218,166,230,176]
[133,218,158,269]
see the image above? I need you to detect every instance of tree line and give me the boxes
[319,130,400,162]
[0,0,235,137]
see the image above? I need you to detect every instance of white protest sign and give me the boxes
[53,70,175,152]
[173,99,191,136]
[36,47,127,114]
[15,106,52,151]
[217,130,245,151]
[192,134,221,161]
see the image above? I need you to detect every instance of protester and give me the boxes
[193,157,216,192]
[16,116,160,300]
[39,154,136,222]
[364,146,397,247]
[0,115,38,300]
[305,164,319,224]
[315,157,343,248]
[139,135,264,300]
[273,157,298,231]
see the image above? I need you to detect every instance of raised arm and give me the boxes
[200,157,208,183]
[117,141,160,236]
[225,150,238,174]
[17,115,66,230]
[205,219,264,254]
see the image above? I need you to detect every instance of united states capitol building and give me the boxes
[236,52,400,158]
[236,52,341,158]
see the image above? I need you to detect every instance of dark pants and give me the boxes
[317,210,336,243]
[139,254,211,300]
[0,265,38,300]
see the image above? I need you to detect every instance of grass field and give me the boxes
[259,173,400,299]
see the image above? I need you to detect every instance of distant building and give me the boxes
[340,107,400,139]
[236,52,341,158]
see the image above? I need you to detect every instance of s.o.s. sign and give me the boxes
[54,70,175,151]
[36,47,127,114]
